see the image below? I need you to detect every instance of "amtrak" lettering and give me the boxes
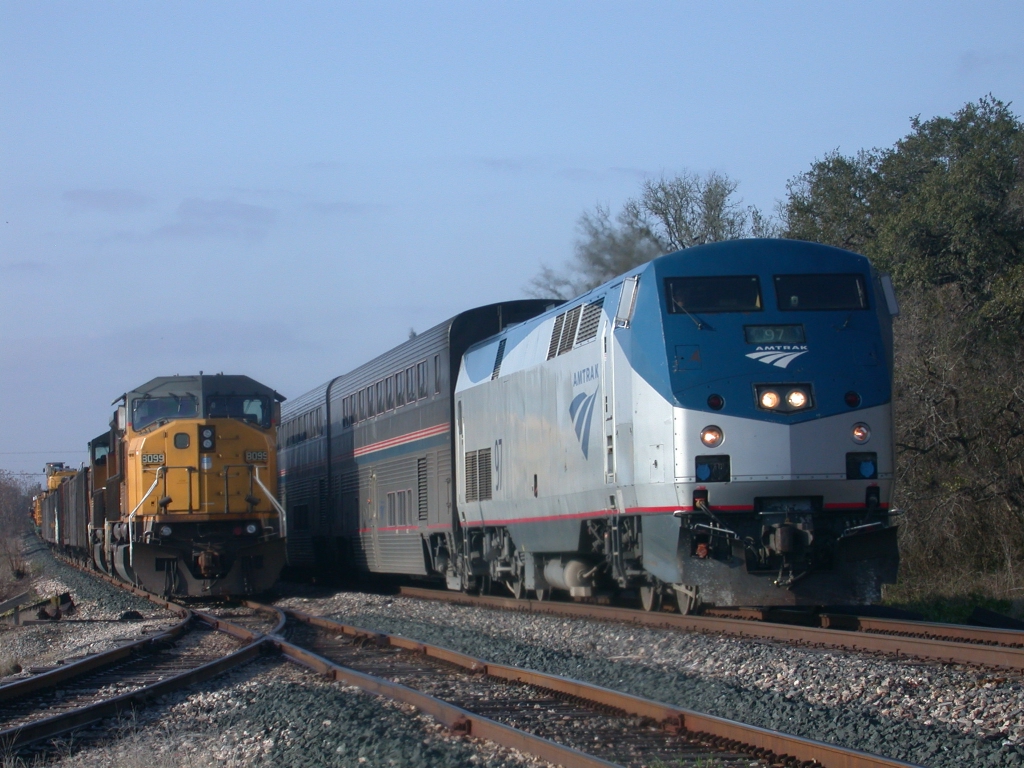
[572,364,599,388]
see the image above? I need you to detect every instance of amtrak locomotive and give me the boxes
[281,239,900,611]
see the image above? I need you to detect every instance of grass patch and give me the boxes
[883,575,1024,624]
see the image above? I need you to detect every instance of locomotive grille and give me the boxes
[477,448,492,499]
[546,298,603,360]
[546,314,565,360]
[465,450,478,501]
[576,298,604,344]
[557,305,582,355]
[464,449,492,502]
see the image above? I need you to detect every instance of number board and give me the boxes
[245,451,268,462]
[141,453,165,464]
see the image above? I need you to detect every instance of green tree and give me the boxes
[782,96,1024,597]
[530,171,773,299]
[784,96,1024,313]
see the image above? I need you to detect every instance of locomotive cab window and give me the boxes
[664,276,762,314]
[206,395,270,427]
[132,395,198,431]
[774,274,868,311]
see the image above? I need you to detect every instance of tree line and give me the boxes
[533,96,1024,600]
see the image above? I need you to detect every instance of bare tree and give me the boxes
[529,171,773,299]
[0,471,36,595]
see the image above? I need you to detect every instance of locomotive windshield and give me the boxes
[774,274,868,311]
[664,276,762,314]
[132,395,199,430]
[205,395,270,427]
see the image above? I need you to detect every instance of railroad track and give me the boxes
[256,601,920,768]
[397,586,1024,671]
[15,557,922,767]
[0,600,271,754]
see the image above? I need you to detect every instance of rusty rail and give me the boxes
[0,611,265,751]
[279,605,922,768]
[0,612,193,701]
[399,587,1024,670]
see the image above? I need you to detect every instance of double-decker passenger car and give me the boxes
[283,239,901,611]
[278,302,552,577]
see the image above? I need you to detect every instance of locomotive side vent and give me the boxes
[557,305,583,355]
[491,339,507,380]
[575,298,604,345]
[546,314,565,360]
[477,448,492,500]
[465,450,479,502]
[464,449,492,502]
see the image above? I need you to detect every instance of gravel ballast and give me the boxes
[275,587,1024,768]
[37,658,554,768]
[1,541,553,767]
[0,537,176,681]
[15,534,1021,767]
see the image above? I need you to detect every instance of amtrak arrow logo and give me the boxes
[569,389,599,459]
[746,345,808,368]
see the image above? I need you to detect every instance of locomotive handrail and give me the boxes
[128,468,164,569]
[252,465,287,534]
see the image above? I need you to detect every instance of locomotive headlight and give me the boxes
[852,423,871,444]
[245,523,258,534]
[760,390,780,409]
[159,525,172,537]
[700,426,724,448]
[787,389,808,408]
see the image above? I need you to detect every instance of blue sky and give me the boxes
[2,1,1022,479]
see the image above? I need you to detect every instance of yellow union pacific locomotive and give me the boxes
[42,374,287,596]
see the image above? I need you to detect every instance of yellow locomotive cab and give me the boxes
[99,374,287,596]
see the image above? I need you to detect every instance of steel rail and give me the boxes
[399,586,1024,670]
[280,605,921,768]
[40,558,919,766]
[817,613,1024,646]
[273,635,621,768]
[0,612,266,751]
[0,612,193,701]
[704,606,1024,648]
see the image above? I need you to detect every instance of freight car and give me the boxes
[280,239,901,612]
[39,374,287,596]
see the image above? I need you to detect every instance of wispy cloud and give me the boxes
[63,189,153,213]
[154,198,276,241]
[957,49,1021,78]
[555,165,649,183]
[305,201,387,216]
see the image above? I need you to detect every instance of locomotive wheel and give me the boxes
[639,584,661,612]
[673,584,700,616]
